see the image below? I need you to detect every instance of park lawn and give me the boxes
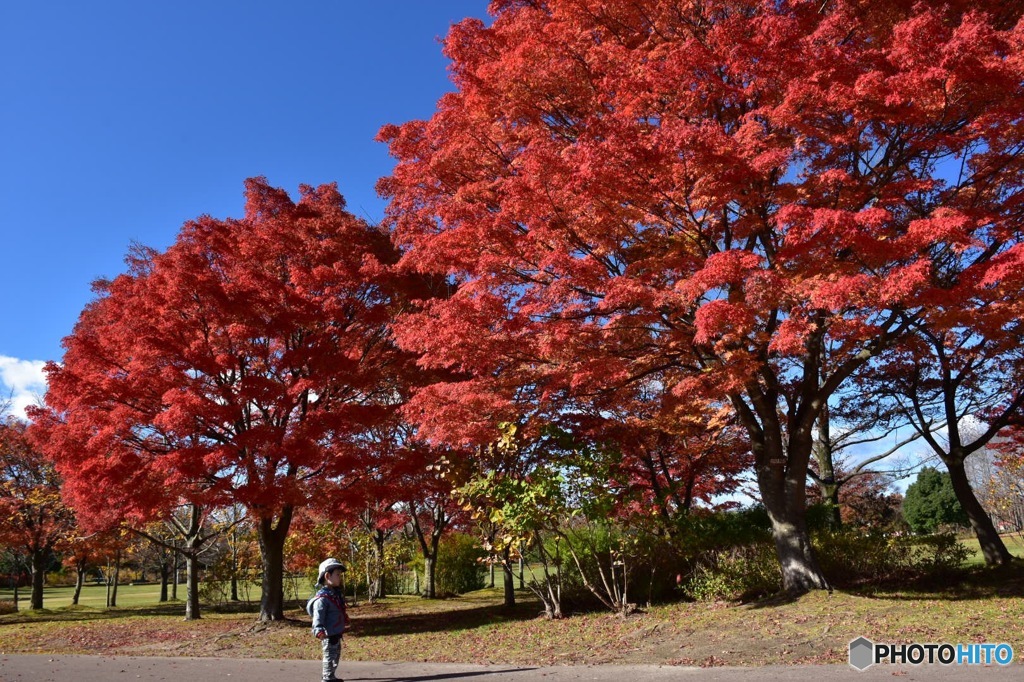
[959,533,1024,566]
[0,583,167,610]
[1,567,1023,667]
[0,580,276,611]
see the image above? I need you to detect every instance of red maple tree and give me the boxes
[54,530,110,605]
[0,416,76,610]
[585,388,752,533]
[39,178,417,619]
[348,422,450,600]
[379,0,1024,591]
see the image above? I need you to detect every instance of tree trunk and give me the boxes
[813,410,843,529]
[502,559,516,608]
[184,551,201,620]
[544,599,563,619]
[758,462,831,594]
[819,481,842,529]
[72,562,85,605]
[108,551,121,607]
[177,506,203,618]
[171,546,179,601]
[408,501,447,599]
[767,514,829,594]
[256,506,293,621]
[530,531,564,618]
[371,529,386,601]
[229,506,242,602]
[423,556,436,599]
[230,531,239,602]
[160,560,169,602]
[30,547,46,610]
[947,457,1013,566]
[113,553,121,606]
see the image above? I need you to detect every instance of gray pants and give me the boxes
[321,634,341,681]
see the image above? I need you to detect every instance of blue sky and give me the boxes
[0,1,488,416]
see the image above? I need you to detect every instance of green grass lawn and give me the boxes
[0,578,304,611]
[0,582,172,610]
[959,532,1024,566]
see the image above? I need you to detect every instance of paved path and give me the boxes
[0,655,1019,682]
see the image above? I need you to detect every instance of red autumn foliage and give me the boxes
[37,178,420,619]
[583,387,752,530]
[0,417,76,609]
[807,467,904,530]
[379,0,1024,591]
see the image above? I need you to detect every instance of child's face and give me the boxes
[324,568,343,587]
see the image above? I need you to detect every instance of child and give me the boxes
[307,557,350,682]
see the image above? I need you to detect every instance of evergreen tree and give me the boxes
[902,468,969,534]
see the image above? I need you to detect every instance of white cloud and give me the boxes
[0,355,48,419]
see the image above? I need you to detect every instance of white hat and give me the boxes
[317,557,346,583]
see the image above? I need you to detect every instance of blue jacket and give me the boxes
[307,586,347,638]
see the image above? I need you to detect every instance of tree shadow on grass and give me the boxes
[744,590,803,609]
[837,562,1024,602]
[0,595,545,636]
[346,600,543,639]
[0,602,190,624]
[739,561,1024,608]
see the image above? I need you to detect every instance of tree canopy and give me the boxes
[0,416,75,609]
[28,0,1024,603]
[37,178,421,620]
[379,0,1024,591]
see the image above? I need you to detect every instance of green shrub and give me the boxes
[814,530,911,584]
[559,523,643,608]
[435,533,486,596]
[805,503,841,533]
[684,543,781,602]
[686,569,736,603]
[903,532,971,574]
[671,507,772,559]
[619,531,684,604]
[814,529,969,586]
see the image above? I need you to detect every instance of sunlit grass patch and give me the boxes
[958,533,1024,566]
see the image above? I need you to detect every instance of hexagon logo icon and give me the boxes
[849,636,875,671]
